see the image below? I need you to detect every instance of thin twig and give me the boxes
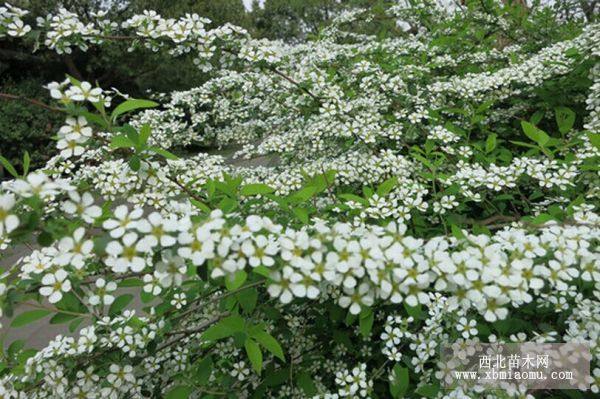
[0,93,63,113]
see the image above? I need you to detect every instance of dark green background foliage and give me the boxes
[0,78,63,179]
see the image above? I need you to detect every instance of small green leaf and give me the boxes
[111,98,158,121]
[389,365,409,398]
[108,294,134,316]
[288,186,317,203]
[139,124,152,145]
[451,224,465,240]
[22,151,30,176]
[521,121,549,147]
[11,310,51,327]
[587,132,600,150]
[148,146,179,160]
[245,338,263,374]
[128,155,141,172]
[251,330,285,361]
[415,383,439,398]
[190,198,211,213]
[237,288,258,314]
[165,385,192,399]
[225,270,247,291]
[296,372,318,396]
[110,135,135,149]
[359,308,374,338]
[240,183,275,196]
[292,207,309,224]
[376,177,397,196]
[202,315,245,342]
[37,231,54,247]
[555,107,575,134]
[193,356,213,386]
[0,155,19,178]
[49,313,78,324]
[485,133,497,153]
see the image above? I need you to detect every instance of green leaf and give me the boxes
[555,107,575,134]
[251,330,285,361]
[529,110,544,125]
[0,155,19,178]
[296,372,318,396]
[69,317,84,333]
[190,198,211,213]
[81,111,108,128]
[111,98,158,121]
[376,177,397,196]
[218,197,238,213]
[485,133,497,153]
[108,294,134,316]
[451,224,465,240]
[128,155,141,172]
[148,146,179,160]
[389,364,409,398]
[165,385,192,399]
[22,151,30,176]
[110,135,135,149]
[225,270,247,291]
[587,132,600,150]
[202,315,245,341]
[11,310,51,327]
[288,186,317,203]
[245,338,263,374]
[240,183,275,196]
[37,230,54,246]
[292,207,309,224]
[359,308,374,338]
[139,124,151,145]
[49,312,78,324]
[338,193,368,206]
[521,121,549,147]
[193,356,213,386]
[237,288,258,314]
[415,383,439,398]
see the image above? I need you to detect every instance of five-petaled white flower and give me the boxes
[40,269,72,303]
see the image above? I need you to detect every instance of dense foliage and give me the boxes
[0,1,599,398]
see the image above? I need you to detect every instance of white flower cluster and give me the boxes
[0,3,30,37]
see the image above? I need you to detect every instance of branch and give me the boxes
[0,93,63,113]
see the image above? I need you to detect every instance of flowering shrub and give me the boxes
[0,1,599,398]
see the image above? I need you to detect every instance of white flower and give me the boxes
[59,116,93,140]
[177,225,215,265]
[267,267,295,304]
[7,19,31,36]
[106,364,135,388]
[231,361,250,381]
[103,205,143,238]
[339,283,374,315]
[155,251,187,287]
[57,136,87,158]
[170,292,187,309]
[456,317,477,339]
[56,227,93,269]
[0,193,19,234]
[67,82,103,103]
[61,191,102,223]
[105,232,150,273]
[88,278,117,306]
[11,172,60,198]
[137,212,177,247]
[40,269,72,303]
[241,235,278,267]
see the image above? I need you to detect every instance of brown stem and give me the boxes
[0,93,63,113]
